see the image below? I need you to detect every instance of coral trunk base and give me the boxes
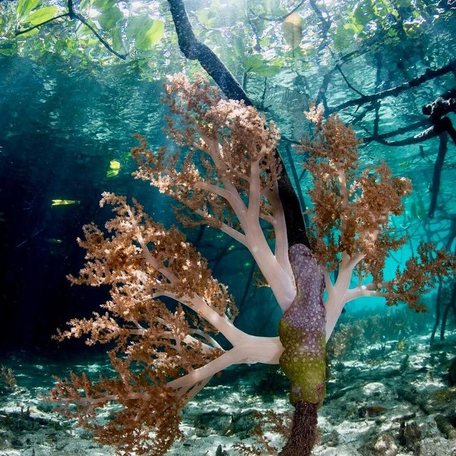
[279,401,318,456]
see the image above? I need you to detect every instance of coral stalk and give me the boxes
[279,244,326,455]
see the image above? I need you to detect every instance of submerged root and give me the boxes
[279,401,318,456]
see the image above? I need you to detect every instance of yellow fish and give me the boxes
[51,199,80,206]
[107,159,121,178]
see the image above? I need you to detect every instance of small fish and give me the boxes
[358,405,387,418]
[51,199,80,206]
[106,159,121,178]
[47,238,63,245]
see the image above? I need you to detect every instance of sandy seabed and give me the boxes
[0,330,455,455]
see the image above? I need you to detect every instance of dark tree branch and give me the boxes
[349,106,374,125]
[363,89,455,224]
[168,0,250,102]
[372,53,383,137]
[247,15,263,52]
[415,117,456,144]
[328,60,456,113]
[440,282,456,341]
[15,0,127,60]
[71,10,126,60]
[363,125,438,147]
[361,115,456,147]
[249,0,306,22]
[309,0,330,31]
[239,262,256,310]
[68,0,76,17]
[428,132,448,218]
[316,44,387,109]
[361,120,429,144]
[315,69,333,112]
[282,142,311,246]
[430,277,444,344]
[360,87,455,227]
[447,218,456,251]
[336,63,365,97]
[15,12,69,35]
[309,0,330,52]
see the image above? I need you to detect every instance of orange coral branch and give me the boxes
[132,75,296,309]
[51,190,285,454]
[301,110,455,338]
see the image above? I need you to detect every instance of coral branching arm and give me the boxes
[344,243,456,309]
[301,108,456,338]
[132,75,296,309]
[51,193,283,455]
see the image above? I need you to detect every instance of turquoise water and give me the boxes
[0,1,455,454]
